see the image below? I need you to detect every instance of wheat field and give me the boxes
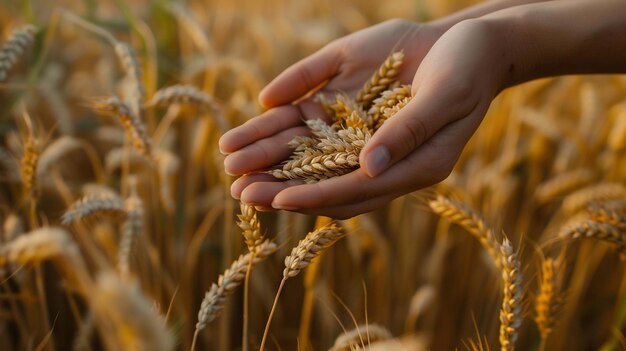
[1,0,626,350]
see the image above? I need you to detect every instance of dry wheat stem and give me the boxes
[61,192,126,225]
[429,195,502,269]
[0,25,37,81]
[93,97,152,156]
[355,51,404,108]
[499,238,522,351]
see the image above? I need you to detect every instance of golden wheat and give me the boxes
[499,238,522,351]
[0,24,37,81]
[355,51,404,108]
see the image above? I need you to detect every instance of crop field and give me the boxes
[1,0,626,350]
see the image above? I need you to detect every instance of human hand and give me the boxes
[220,19,505,218]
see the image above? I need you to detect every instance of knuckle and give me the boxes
[402,118,428,152]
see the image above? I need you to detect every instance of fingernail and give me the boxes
[364,145,390,177]
[271,201,299,211]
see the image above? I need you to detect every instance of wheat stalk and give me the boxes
[0,25,37,81]
[499,238,522,351]
[93,97,152,157]
[429,195,502,269]
[355,51,404,109]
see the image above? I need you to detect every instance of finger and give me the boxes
[219,104,302,154]
[360,74,479,177]
[240,179,304,207]
[224,126,311,175]
[231,173,279,199]
[259,41,342,108]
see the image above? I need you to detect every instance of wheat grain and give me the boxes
[429,195,502,269]
[194,239,276,331]
[355,51,404,108]
[499,238,522,351]
[0,25,37,81]
[369,84,411,129]
[376,96,411,130]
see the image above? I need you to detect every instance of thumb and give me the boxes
[259,41,342,108]
[360,79,477,177]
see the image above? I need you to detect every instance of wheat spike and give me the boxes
[588,204,626,229]
[62,191,126,225]
[0,25,37,81]
[237,203,265,253]
[561,183,626,215]
[330,324,392,351]
[559,219,626,253]
[104,147,150,173]
[0,227,80,266]
[499,238,522,351]
[113,42,144,117]
[369,84,411,128]
[287,135,318,152]
[150,84,217,111]
[37,136,82,177]
[93,97,152,156]
[118,184,143,277]
[283,223,345,278]
[329,94,371,129]
[534,257,564,340]
[429,195,502,269]
[375,96,411,130]
[269,149,360,183]
[195,240,276,331]
[91,272,174,351]
[20,135,40,199]
[355,51,404,109]
[534,169,596,204]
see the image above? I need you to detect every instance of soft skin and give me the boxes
[219,0,626,219]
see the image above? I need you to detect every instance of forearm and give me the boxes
[481,0,626,88]
[431,0,554,31]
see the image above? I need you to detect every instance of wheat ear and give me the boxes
[534,168,596,204]
[260,223,345,350]
[561,182,626,215]
[20,134,40,199]
[499,238,522,351]
[93,97,152,157]
[113,42,144,117]
[559,219,626,253]
[369,84,412,129]
[429,195,502,269]
[0,25,37,81]
[118,182,143,278]
[192,240,276,349]
[0,227,79,266]
[534,257,564,343]
[355,51,404,109]
[61,191,126,225]
[237,203,265,253]
[330,324,392,351]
